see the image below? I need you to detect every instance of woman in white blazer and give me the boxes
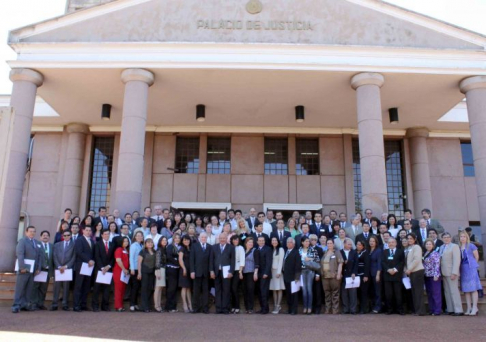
[231,235,245,314]
[269,237,285,314]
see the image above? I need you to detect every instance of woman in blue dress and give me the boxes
[459,231,481,316]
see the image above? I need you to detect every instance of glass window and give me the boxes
[207,137,231,174]
[88,137,114,212]
[461,142,475,177]
[175,137,200,174]
[264,138,288,175]
[296,138,319,175]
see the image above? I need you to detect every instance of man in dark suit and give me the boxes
[256,235,272,314]
[416,219,429,247]
[51,230,76,311]
[309,212,323,236]
[319,215,334,239]
[270,211,284,233]
[381,237,405,315]
[73,226,95,312]
[270,219,291,250]
[282,237,301,315]
[12,226,41,313]
[190,232,212,314]
[113,224,132,249]
[397,209,419,230]
[294,223,311,248]
[362,208,373,226]
[427,229,444,252]
[355,222,373,246]
[210,233,235,314]
[252,222,270,247]
[341,239,358,314]
[92,230,114,311]
[32,230,54,310]
[93,206,108,229]
[246,207,257,232]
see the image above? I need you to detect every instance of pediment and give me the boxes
[9,0,486,50]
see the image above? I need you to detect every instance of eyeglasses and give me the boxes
[258,215,264,218]
[63,234,71,237]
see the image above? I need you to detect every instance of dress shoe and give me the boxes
[73,307,82,312]
[399,311,405,316]
[255,309,262,314]
[37,305,47,311]
[92,308,100,312]
[385,311,393,315]
[11,307,19,313]
[62,307,70,311]
[21,307,35,312]
[261,311,269,315]
[453,313,464,316]
[290,312,297,315]
[81,306,89,311]
[101,308,111,312]
[203,310,210,314]
[49,306,58,311]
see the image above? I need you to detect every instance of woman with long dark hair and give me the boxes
[178,235,193,313]
[165,233,181,312]
[137,238,156,313]
[269,237,285,314]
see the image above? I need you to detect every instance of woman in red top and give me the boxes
[113,236,130,312]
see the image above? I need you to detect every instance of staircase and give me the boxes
[1,272,486,313]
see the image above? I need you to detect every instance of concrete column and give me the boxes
[460,76,486,267]
[61,123,89,216]
[351,73,388,215]
[0,69,43,271]
[114,69,154,214]
[406,128,432,215]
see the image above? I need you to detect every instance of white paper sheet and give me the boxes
[210,287,216,297]
[402,277,412,290]
[291,281,301,293]
[345,276,360,289]
[120,271,130,284]
[95,271,113,285]
[55,269,73,282]
[34,271,48,283]
[80,262,94,276]
[15,259,35,273]
[222,265,230,278]
[300,274,304,287]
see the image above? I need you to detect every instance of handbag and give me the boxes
[304,260,321,272]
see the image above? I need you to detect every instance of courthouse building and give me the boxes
[0,0,486,271]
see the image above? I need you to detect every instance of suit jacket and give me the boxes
[16,237,42,272]
[93,216,109,229]
[345,225,363,242]
[246,217,257,232]
[282,248,301,283]
[209,243,235,277]
[255,245,272,278]
[74,236,94,272]
[190,242,212,277]
[94,239,114,272]
[341,249,358,277]
[38,242,55,275]
[433,239,444,252]
[440,243,461,277]
[269,230,291,250]
[427,219,444,235]
[404,244,424,273]
[312,222,333,239]
[270,221,278,233]
[53,240,76,269]
[113,234,131,249]
[355,232,374,246]
[416,228,430,247]
[381,248,404,282]
[294,233,311,249]
[357,250,371,278]
[251,232,270,247]
[397,219,419,230]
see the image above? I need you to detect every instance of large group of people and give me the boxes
[12,205,483,317]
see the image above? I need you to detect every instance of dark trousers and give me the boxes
[32,271,50,307]
[243,273,256,311]
[165,267,179,310]
[410,270,425,315]
[12,273,34,309]
[358,276,370,313]
[384,280,403,313]
[52,281,70,308]
[369,275,382,312]
[74,273,91,309]
[230,271,241,310]
[193,275,209,313]
[214,273,231,313]
[425,276,442,315]
[130,270,141,307]
[312,276,322,313]
[341,282,357,314]
[258,276,270,313]
[284,281,298,314]
[92,273,111,310]
[140,271,155,311]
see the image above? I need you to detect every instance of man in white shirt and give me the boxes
[339,212,350,229]
[246,208,257,232]
[265,210,275,225]
[228,209,238,231]
[218,210,228,230]
[380,213,388,226]
[113,209,124,227]
[305,211,313,226]
[260,212,273,236]
[71,224,80,243]
[417,219,429,247]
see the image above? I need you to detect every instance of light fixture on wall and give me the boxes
[389,107,399,124]
[196,104,206,122]
[101,104,112,121]
[295,105,305,123]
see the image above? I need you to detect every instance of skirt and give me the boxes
[269,269,285,290]
[178,268,192,289]
[155,268,166,287]
[460,263,482,292]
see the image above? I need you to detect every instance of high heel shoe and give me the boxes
[469,308,479,316]
[464,309,471,316]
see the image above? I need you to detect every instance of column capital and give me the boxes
[351,72,384,90]
[66,123,90,134]
[9,68,43,87]
[406,127,429,138]
[121,68,154,86]
[460,76,486,94]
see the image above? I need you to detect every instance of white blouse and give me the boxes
[234,245,246,271]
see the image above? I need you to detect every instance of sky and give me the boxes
[0,0,485,95]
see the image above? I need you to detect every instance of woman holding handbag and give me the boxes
[299,236,320,314]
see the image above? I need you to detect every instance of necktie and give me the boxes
[220,245,224,253]
[202,244,206,252]
[365,233,368,239]
[341,222,344,228]
[284,250,289,260]
[105,241,109,254]
[44,243,48,260]
[62,242,67,264]
[279,231,282,241]
[32,239,35,248]
[390,249,394,257]
[422,229,426,241]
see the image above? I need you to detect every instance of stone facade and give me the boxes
[66,0,115,13]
